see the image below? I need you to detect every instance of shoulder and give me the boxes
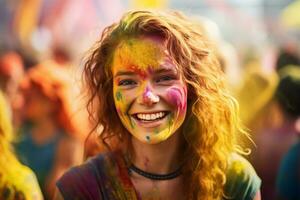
[3,164,43,200]
[224,153,261,200]
[56,152,118,199]
[21,166,43,200]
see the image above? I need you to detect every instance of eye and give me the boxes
[118,79,137,86]
[156,75,176,83]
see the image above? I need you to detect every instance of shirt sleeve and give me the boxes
[56,163,103,200]
[224,153,261,200]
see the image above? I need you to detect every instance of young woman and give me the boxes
[14,64,83,199]
[55,10,261,200]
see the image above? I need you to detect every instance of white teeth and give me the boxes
[151,114,156,119]
[136,112,166,121]
[155,113,159,118]
[146,114,150,120]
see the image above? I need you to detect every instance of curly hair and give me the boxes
[83,10,248,200]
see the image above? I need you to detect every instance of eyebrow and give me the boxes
[152,68,177,75]
[113,67,178,78]
[114,71,137,78]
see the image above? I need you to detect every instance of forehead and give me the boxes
[111,36,177,75]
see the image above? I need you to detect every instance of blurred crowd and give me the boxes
[0,0,300,200]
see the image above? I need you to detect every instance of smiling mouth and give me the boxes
[132,111,169,122]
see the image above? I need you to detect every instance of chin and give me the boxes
[132,130,173,145]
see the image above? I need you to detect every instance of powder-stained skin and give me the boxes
[112,36,187,144]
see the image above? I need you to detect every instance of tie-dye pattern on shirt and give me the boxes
[57,151,140,200]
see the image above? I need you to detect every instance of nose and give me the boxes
[137,86,159,106]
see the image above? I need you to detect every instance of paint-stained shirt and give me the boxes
[57,152,138,200]
[57,152,261,200]
[224,153,261,200]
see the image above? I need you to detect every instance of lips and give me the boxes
[136,111,167,120]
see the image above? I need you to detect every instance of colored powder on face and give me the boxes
[129,65,147,79]
[129,117,136,129]
[143,87,159,103]
[146,135,151,142]
[116,107,123,116]
[116,90,123,101]
[166,87,187,111]
[143,87,150,99]
[167,113,174,130]
[113,38,164,74]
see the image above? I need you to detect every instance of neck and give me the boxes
[130,130,183,175]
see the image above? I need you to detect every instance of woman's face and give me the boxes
[112,36,187,144]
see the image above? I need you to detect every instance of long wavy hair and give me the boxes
[83,10,248,200]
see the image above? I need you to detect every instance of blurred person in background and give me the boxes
[54,10,261,200]
[237,55,279,130]
[0,90,43,200]
[275,66,300,200]
[13,64,83,200]
[250,51,300,199]
[0,51,25,128]
[275,44,300,72]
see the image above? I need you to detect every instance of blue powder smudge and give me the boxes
[146,135,150,142]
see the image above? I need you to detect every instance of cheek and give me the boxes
[114,90,124,111]
[115,90,123,102]
[114,89,138,129]
[165,86,187,111]
[114,89,132,115]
